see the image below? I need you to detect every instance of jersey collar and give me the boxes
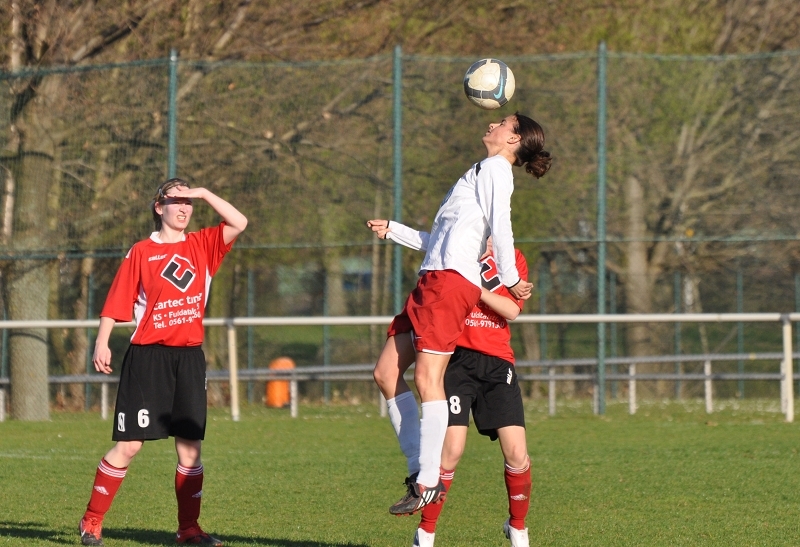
[150,231,186,244]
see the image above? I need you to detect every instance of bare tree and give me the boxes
[0,0,397,417]
[604,2,800,395]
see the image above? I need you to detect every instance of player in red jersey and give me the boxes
[368,223,532,547]
[78,178,247,547]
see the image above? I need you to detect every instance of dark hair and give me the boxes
[151,177,190,231]
[512,113,552,179]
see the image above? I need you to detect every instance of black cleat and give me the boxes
[389,476,447,516]
[390,472,419,515]
[79,517,104,546]
[176,526,223,546]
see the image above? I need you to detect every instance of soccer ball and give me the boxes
[463,59,515,110]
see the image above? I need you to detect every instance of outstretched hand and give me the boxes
[366,219,391,240]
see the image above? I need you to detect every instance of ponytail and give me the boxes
[513,112,552,179]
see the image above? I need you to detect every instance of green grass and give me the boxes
[2,399,800,546]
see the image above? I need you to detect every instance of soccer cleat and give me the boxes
[389,472,418,516]
[79,517,104,546]
[176,525,223,546]
[503,519,529,547]
[389,478,447,516]
[412,527,435,547]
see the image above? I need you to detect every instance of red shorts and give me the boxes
[387,270,481,354]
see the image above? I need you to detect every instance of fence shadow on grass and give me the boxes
[0,521,72,544]
[0,522,370,547]
[108,528,371,547]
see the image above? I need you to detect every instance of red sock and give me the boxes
[505,458,531,530]
[175,464,204,531]
[84,459,127,521]
[419,467,454,534]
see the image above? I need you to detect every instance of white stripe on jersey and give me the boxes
[130,281,146,342]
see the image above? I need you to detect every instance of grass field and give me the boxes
[2,399,800,546]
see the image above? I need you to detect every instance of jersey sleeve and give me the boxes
[386,221,430,251]
[476,159,520,288]
[197,222,235,276]
[512,249,529,311]
[99,245,142,322]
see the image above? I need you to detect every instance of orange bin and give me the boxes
[265,357,295,408]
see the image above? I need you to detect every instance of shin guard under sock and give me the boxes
[505,458,531,530]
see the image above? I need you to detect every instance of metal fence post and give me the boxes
[392,44,404,314]
[595,40,608,415]
[1,303,7,419]
[290,376,298,418]
[227,319,240,422]
[610,271,617,399]
[167,48,179,178]
[101,382,108,421]
[674,272,682,399]
[247,269,254,404]
[795,273,799,396]
[704,360,713,413]
[379,393,388,417]
[540,263,552,414]
[323,275,331,404]
[737,269,744,398]
[85,270,94,412]
[782,314,794,422]
[628,363,636,415]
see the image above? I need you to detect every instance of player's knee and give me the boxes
[176,441,202,467]
[114,440,143,461]
[442,444,464,467]
[413,367,436,393]
[372,365,385,386]
[373,365,394,393]
[504,451,530,471]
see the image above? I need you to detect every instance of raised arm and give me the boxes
[366,219,430,252]
[170,187,248,245]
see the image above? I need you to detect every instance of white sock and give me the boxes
[417,400,448,487]
[414,527,436,547]
[387,391,420,475]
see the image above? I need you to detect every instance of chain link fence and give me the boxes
[1,48,799,409]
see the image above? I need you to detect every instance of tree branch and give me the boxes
[70,0,169,64]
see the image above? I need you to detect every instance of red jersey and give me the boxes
[100,222,234,347]
[456,249,528,364]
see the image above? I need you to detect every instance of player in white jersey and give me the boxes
[368,113,551,516]
[78,178,247,547]
[370,226,533,547]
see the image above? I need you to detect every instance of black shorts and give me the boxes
[444,346,525,441]
[112,344,207,442]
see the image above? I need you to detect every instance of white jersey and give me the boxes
[401,155,520,288]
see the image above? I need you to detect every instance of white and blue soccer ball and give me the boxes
[463,58,515,110]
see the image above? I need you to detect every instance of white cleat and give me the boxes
[412,527,435,547]
[503,519,529,547]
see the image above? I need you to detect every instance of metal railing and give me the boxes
[0,313,797,422]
